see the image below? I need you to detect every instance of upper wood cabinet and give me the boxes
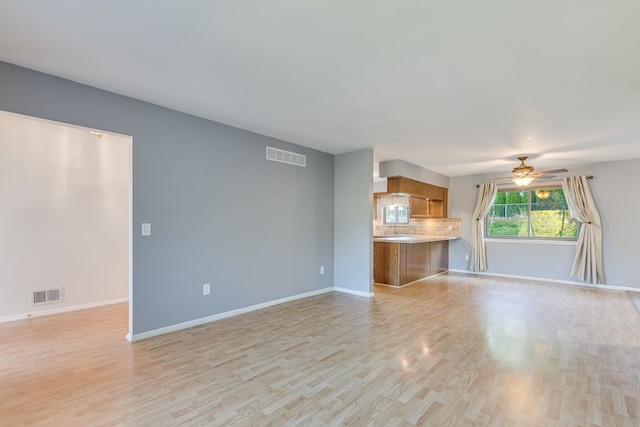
[387,176,445,200]
[409,197,445,218]
[424,185,444,201]
[387,176,448,218]
[409,197,429,217]
[429,200,445,218]
[387,176,426,197]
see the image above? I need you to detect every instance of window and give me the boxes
[383,205,409,225]
[380,195,409,225]
[486,187,578,239]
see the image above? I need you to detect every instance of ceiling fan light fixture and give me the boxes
[512,156,535,175]
[536,189,551,199]
[481,156,569,187]
[513,176,534,187]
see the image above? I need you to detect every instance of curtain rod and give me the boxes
[476,175,593,188]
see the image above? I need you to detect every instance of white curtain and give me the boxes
[562,176,605,284]
[470,183,498,272]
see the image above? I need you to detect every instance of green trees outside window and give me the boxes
[486,188,578,238]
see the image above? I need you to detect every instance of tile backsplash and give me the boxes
[374,217,462,237]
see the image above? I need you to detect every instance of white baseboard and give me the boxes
[447,269,640,293]
[0,297,129,324]
[128,287,335,342]
[128,286,378,342]
[334,287,375,298]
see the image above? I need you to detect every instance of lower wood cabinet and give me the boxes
[373,240,449,286]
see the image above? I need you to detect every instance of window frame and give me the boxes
[484,186,579,241]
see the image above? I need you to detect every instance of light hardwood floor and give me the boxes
[2,273,640,426]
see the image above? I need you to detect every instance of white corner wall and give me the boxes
[0,111,130,320]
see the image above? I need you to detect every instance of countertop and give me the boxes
[372,235,459,244]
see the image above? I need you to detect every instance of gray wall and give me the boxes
[334,149,374,294]
[449,158,640,289]
[379,159,449,188]
[0,61,335,334]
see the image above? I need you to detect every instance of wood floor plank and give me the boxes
[2,272,640,426]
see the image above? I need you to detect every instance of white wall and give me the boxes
[449,158,640,289]
[0,112,130,319]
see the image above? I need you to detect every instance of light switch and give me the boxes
[141,223,151,236]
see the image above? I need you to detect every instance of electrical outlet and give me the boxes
[203,283,211,295]
[320,266,325,274]
[465,254,469,260]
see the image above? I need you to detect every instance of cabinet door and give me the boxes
[409,197,430,217]
[429,200,444,218]
[425,184,445,201]
[430,241,449,274]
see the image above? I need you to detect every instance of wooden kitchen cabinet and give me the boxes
[387,176,444,200]
[430,200,445,218]
[387,176,448,218]
[430,240,449,275]
[409,197,430,217]
[409,196,445,218]
[386,176,426,196]
[424,185,444,201]
[373,240,450,286]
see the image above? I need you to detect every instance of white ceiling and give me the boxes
[1,1,640,177]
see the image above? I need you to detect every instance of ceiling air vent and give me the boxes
[266,146,306,167]
[31,288,62,305]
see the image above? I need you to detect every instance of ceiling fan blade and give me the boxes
[536,168,568,174]
[481,176,513,182]
[537,175,556,180]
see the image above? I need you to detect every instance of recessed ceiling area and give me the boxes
[1,1,639,176]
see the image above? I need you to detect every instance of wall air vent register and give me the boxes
[266,146,306,167]
[31,288,63,305]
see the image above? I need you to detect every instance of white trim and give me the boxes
[447,269,640,292]
[333,287,375,298]
[127,287,334,342]
[127,134,134,352]
[0,297,129,324]
[485,238,576,246]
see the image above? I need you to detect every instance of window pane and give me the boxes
[486,188,578,238]
[530,189,578,238]
[383,205,409,225]
[487,190,529,237]
[384,206,397,224]
[487,209,529,236]
[397,206,408,224]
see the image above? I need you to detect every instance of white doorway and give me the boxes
[0,111,132,336]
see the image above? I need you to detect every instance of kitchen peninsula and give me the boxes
[373,235,458,287]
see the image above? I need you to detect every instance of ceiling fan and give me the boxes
[488,156,568,186]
